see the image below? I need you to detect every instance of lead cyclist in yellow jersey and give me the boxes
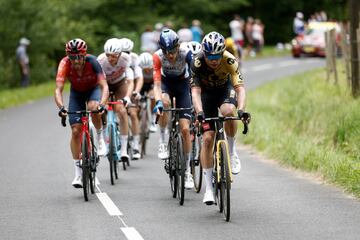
[191,32,250,204]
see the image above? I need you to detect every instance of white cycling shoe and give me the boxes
[158,143,169,159]
[231,152,241,175]
[149,123,157,133]
[203,190,215,205]
[97,137,108,156]
[72,176,82,188]
[185,172,194,189]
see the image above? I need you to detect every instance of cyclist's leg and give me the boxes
[87,86,107,155]
[68,88,86,187]
[128,100,141,158]
[113,81,130,158]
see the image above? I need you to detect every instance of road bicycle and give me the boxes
[105,94,126,184]
[201,116,248,221]
[190,109,202,193]
[61,110,100,201]
[162,103,192,206]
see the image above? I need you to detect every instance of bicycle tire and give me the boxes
[81,132,89,202]
[140,108,148,158]
[89,130,96,194]
[220,142,231,222]
[109,124,115,185]
[126,135,132,166]
[177,134,185,205]
[169,138,177,198]
[191,133,202,193]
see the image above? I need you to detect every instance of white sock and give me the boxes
[227,136,235,156]
[74,160,82,177]
[133,135,140,150]
[160,127,168,144]
[120,135,128,154]
[97,127,104,140]
[203,168,213,192]
[186,153,191,174]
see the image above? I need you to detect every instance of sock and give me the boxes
[133,135,140,150]
[160,127,168,144]
[120,135,128,154]
[186,153,191,174]
[74,160,82,177]
[227,136,235,156]
[203,168,213,192]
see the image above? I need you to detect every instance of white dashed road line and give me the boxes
[95,178,145,240]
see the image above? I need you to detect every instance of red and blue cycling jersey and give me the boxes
[56,54,106,92]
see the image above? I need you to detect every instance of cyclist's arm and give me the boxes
[89,56,109,105]
[191,86,203,113]
[190,57,203,113]
[133,66,144,93]
[98,78,109,106]
[54,58,68,109]
[153,53,162,102]
[227,55,246,111]
[234,85,246,111]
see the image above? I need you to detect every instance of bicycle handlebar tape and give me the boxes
[61,116,67,127]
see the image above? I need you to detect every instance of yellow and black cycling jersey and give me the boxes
[190,51,244,90]
[225,37,239,59]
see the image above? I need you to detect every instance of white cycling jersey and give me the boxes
[97,52,134,85]
[153,44,192,81]
[129,52,143,79]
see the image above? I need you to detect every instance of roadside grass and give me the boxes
[0,81,69,109]
[242,63,360,197]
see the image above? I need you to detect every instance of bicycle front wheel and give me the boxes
[220,142,231,222]
[176,134,185,206]
[81,132,90,202]
[191,133,202,193]
[108,124,115,185]
[140,109,148,158]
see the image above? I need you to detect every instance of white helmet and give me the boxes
[184,41,202,55]
[202,32,226,55]
[138,52,153,69]
[120,38,134,52]
[104,38,122,54]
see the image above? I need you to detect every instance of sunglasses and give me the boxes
[162,47,178,55]
[205,53,222,60]
[68,54,84,60]
[106,53,121,58]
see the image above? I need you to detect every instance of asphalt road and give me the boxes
[1,56,359,240]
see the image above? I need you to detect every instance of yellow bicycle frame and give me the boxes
[216,140,233,183]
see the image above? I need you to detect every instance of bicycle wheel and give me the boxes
[169,138,178,198]
[176,135,185,205]
[140,110,148,158]
[220,142,231,222]
[191,133,202,193]
[108,124,115,185]
[81,132,90,202]
[126,135,132,166]
[89,131,96,194]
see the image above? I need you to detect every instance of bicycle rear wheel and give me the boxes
[176,135,185,205]
[89,131,96,194]
[220,142,231,222]
[191,133,202,193]
[140,108,148,158]
[81,132,90,202]
[108,124,116,185]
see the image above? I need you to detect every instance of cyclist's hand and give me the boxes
[58,106,68,117]
[238,109,251,123]
[122,96,131,107]
[196,111,205,122]
[132,91,141,101]
[97,104,106,114]
[152,100,163,115]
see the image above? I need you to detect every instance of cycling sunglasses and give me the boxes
[162,47,178,55]
[205,53,222,60]
[68,54,84,60]
[106,53,121,58]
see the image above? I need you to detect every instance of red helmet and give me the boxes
[65,38,87,54]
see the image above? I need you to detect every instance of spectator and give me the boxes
[190,19,203,43]
[154,22,164,50]
[293,12,305,35]
[245,16,254,58]
[252,19,264,55]
[140,25,158,53]
[177,23,193,43]
[229,14,245,59]
[16,37,31,87]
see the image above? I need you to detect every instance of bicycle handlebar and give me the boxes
[155,107,193,124]
[60,110,100,127]
[201,116,249,134]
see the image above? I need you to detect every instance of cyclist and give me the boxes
[191,32,249,204]
[97,38,134,161]
[120,38,143,160]
[152,29,194,189]
[138,52,157,132]
[181,41,202,56]
[55,38,109,188]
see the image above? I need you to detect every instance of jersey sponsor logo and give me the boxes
[230,89,236,98]
[194,58,201,68]
[227,58,236,65]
